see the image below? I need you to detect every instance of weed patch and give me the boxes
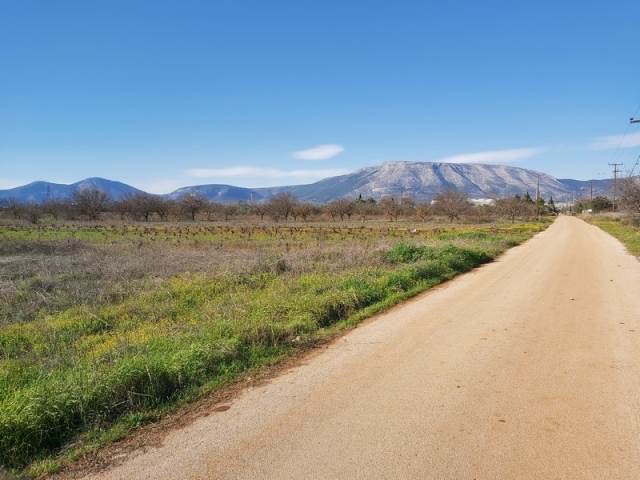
[0,221,547,472]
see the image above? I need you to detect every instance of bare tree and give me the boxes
[155,198,172,221]
[294,202,315,221]
[416,202,431,222]
[73,188,109,220]
[222,204,238,221]
[326,199,355,221]
[266,193,297,222]
[252,203,268,221]
[203,201,222,221]
[1,198,23,219]
[496,196,534,223]
[398,197,416,218]
[127,194,161,222]
[112,199,129,221]
[41,199,68,220]
[621,178,640,213]
[379,197,402,221]
[354,199,377,221]
[180,194,207,221]
[21,203,42,224]
[432,190,470,222]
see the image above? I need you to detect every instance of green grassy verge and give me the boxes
[588,217,640,257]
[0,223,547,476]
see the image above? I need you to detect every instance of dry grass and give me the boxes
[1,221,507,326]
[0,220,548,475]
[1,232,395,326]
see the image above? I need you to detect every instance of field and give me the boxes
[587,216,640,257]
[0,220,548,475]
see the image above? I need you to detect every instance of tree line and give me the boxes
[573,178,640,214]
[0,188,561,224]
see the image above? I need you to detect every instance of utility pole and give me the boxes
[629,117,640,177]
[569,192,574,214]
[629,116,640,178]
[629,155,640,179]
[535,175,540,220]
[608,163,623,211]
[590,180,593,202]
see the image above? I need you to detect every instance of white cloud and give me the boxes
[185,167,350,180]
[292,144,344,161]
[133,179,188,195]
[590,132,640,150]
[436,147,543,164]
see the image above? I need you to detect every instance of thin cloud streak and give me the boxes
[590,132,640,150]
[292,144,344,161]
[436,147,543,164]
[133,179,188,195]
[186,167,350,180]
[0,179,21,189]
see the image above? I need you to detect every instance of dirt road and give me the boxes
[84,216,640,479]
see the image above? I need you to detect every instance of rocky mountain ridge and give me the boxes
[0,162,612,203]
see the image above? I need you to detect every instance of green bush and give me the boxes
[385,243,434,263]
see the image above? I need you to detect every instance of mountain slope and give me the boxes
[166,184,264,202]
[0,163,612,204]
[0,178,144,203]
[558,178,613,199]
[258,162,573,202]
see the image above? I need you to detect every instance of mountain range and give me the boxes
[0,178,146,203]
[0,162,613,204]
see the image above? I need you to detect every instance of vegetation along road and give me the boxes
[79,216,640,479]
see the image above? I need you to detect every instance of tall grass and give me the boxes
[588,216,640,256]
[0,222,546,471]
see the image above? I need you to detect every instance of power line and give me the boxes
[626,154,640,178]
[603,104,640,211]
[608,103,640,168]
[627,116,640,178]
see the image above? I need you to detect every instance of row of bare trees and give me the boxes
[620,178,640,214]
[0,189,557,224]
[1,189,112,223]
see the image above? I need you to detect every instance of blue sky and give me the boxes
[2,0,639,192]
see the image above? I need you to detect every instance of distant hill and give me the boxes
[0,178,145,203]
[557,178,613,200]
[0,163,615,204]
[166,184,264,203]
[253,162,573,202]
